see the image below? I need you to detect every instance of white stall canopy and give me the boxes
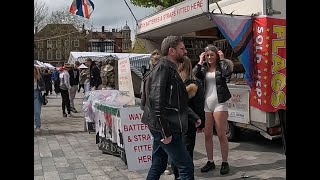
[68,52,150,64]
[34,60,55,69]
[68,52,151,80]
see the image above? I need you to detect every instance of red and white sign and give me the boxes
[120,107,152,171]
[227,87,250,124]
[137,0,208,34]
[250,17,286,112]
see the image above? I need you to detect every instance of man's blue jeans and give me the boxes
[147,130,194,180]
[34,89,42,128]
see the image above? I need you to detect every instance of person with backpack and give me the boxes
[52,68,61,95]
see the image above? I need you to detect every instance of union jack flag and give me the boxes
[69,0,95,19]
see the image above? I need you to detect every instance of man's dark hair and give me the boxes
[75,61,80,66]
[161,36,183,56]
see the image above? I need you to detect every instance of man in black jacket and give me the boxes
[141,36,201,180]
[85,58,102,90]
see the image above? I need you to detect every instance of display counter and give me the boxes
[82,90,153,171]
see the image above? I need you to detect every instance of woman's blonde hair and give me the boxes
[204,44,220,67]
[149,49,161,69]
[178,56,195,82]
[34,66,41,80]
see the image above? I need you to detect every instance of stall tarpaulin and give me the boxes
[250,16,286,112]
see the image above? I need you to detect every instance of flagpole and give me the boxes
[122,0,138,26]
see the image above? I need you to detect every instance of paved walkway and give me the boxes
[34,92,286,180]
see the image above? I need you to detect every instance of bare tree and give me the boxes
[46,7,89,30]
[34,0,48,33]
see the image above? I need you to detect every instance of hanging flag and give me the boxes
[249,17,286,112]
[210,13,255,87]
[69,0,95,19]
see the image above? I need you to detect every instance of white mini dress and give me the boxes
[204,71,228,112]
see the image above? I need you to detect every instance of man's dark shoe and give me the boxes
[201,161,215,173]
[220,162,230,175]
[71,107,78,113]
[63,113,67,117]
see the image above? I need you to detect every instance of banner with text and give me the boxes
[250,17,286,112]
[137,0,208,34]
[118,58,135,105]
[226,88,250,124]
[119,107,152,171]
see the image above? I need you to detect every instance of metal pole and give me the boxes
[122,0,138,26]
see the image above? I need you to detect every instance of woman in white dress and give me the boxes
[193,45,233,175]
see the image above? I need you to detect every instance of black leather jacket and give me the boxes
[193,59,233,103]
[141,57,200,138]
[69,68,80,86]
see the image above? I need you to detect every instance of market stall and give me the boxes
[80,52,154,171]
[136,0,286,141]
[68,51,151,97]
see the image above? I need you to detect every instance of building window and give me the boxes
[52,50,56,60]
[47,50,53,60]
[47,40,52,48]
[34,51,39,60]
[57,39,61,47]
[65,40,70,47]
[106,42,114,52]
[39,41,43,48]
[74,40,79,47]
[39,51,44,60]
[35,41,39,48]
[91,42,101,52]
[56,50,61,60]
[52,40,56,48]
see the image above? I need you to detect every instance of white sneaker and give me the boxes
[68,113,75,118]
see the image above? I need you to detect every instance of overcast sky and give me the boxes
[39,0,156,41]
